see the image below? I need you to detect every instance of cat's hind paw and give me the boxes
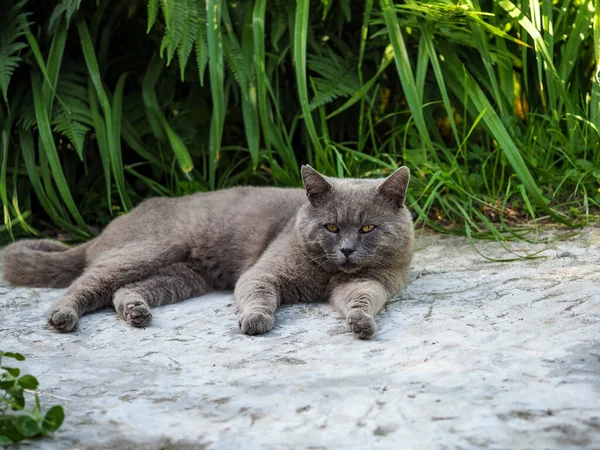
[238,311,274,335]
[121,300,153,328]
[48,306,79,332]
[347,309,377,339]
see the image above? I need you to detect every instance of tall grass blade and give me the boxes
[590,0,600,129]
[31,74,91,233]
[420,23,460,144]
[380,0,434,153]
[110,73,133,210]
[294,0,325,159]
[206,0,225,189]
[78,18,132,211]
[252,0,271,157]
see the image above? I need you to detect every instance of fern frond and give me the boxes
[52,109,89,159]
[48,0,82,34]
[307,52,361,110]
[195,3,208,85]
[223,37,249,90]
[50,65,92,158]
[0,0,29,105]
[159,0,186,65]
[15,89,36,130]
[147,0,159,32]
[177,0,199,80]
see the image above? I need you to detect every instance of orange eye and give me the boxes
[325,224,339,233]
[360,225,375,233]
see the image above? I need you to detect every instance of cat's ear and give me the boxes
[301,165,331,205]
[378,166,410,208]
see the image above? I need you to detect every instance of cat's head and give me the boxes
[296,165,414,273]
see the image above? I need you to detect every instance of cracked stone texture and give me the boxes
[1,229,599,449]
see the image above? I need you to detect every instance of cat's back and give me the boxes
[184,186,307,286]
[183,186,306,239]
[89,186,305,254]
[184,186,305,220]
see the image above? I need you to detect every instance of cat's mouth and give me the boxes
[339,261,361,273]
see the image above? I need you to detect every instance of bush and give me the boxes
[0,0,598,240]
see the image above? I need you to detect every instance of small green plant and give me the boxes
[0,351,65,445]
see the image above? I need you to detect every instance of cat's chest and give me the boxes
[278,264,331,304]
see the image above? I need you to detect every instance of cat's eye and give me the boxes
[360,224,376,233]
[325,224,339,233]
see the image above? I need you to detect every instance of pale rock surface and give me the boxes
[0,229,599,449]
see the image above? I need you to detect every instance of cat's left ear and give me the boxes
[378,166,410,208]
[301,165,332,206]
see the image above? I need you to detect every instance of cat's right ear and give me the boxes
[378,166,410,208]
[301,165,331,206]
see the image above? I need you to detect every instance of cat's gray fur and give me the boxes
[3,166,414,339]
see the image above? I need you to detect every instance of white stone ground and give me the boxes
[0,229,599,450]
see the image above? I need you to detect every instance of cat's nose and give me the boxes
[340,246,355,257]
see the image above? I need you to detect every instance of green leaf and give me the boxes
[163,123,194,176]
[1,352,25,361]
[2,367,20,377]
[0,416,23,442]
[15,416,41,438]
[17,374,39,390]
[42,406,65,433]
[0,380,16,390]
[10,391,25,410]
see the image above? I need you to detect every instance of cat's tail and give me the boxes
[2,239,89,288]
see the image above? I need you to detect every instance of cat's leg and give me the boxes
[112,263,210,327]
[329,280,392,339]
[47,243,187,332]
[234,269,281,335]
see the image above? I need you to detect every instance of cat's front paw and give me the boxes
[238,311,274,335]
[48,306,79,332]
[347,309,377,339]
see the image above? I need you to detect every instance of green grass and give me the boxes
[0,0,598,243]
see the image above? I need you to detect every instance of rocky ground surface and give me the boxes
[0,228,599,450]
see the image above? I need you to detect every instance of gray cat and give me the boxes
[3,165,414,339]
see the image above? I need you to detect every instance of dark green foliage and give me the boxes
[0,351,65,445]
[0,0,598,241]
